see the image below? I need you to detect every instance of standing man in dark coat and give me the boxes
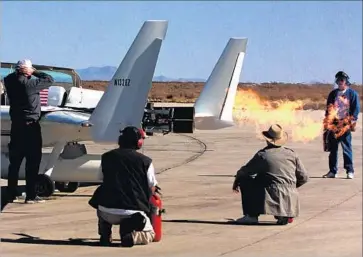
[232,124,309,225]
[322,71,360,179]
[3,59,54,204]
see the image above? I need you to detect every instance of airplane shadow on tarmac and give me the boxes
[1,222,282,248]
[308,176,349,180]
[1,184,95,211]
[1,218,281,247]
[1,233,107,247]
[198,175,350,180]
[163,219,280,226]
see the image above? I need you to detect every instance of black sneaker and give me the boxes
[276,217,289,225]
[4,190,21,203]
[7,196,20,203]
[25,196,45,204]
[121,233,134,247]
[99,235,112,247]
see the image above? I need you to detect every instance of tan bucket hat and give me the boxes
[262,124,288,146]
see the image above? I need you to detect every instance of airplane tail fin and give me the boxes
[193,38,248,130]
[89,20,168,142]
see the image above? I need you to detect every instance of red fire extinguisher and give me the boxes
[150,185,165,242]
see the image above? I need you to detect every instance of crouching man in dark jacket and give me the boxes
[232,124,309,225]
[89,126,156,247]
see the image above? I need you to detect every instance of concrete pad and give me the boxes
[0,111,362,257]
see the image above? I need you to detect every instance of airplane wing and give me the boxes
[40,108,91,125]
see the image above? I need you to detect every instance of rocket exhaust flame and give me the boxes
[232,90,355,143]
[232,89,335,143]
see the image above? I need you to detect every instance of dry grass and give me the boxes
[81,81,363,111]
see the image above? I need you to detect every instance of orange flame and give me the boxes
[323,100,353,138]
[232,89,323,142]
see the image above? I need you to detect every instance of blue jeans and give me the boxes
[329,131,354,174]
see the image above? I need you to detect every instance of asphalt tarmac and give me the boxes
[1,111,361,257]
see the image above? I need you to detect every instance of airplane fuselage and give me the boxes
[1,105,93,152]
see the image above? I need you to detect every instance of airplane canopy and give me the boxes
[0,62,82,90]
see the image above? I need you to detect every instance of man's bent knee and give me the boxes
[120,212,147,234]
[120,213,152,247]
[132,231,155,245]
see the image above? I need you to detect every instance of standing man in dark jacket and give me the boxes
[90,126,157,247]
[323,71,360,179]
[3,59,54,204]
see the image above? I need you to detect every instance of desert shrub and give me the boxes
[81,80,362,111]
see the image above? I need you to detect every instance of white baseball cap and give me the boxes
[16,59,33,69]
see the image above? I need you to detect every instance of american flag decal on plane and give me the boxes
[1,130,10,136]
[40,89,48,106]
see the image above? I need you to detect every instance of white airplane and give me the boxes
[54,38,248,128]
[1,20,169,194]
[1,22,248,197]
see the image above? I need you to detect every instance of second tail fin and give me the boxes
[89,20,168,142]
[194,38,248,130]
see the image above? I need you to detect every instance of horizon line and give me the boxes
[80,79,363,86]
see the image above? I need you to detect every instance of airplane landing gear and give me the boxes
[35,174,55,197]
[54,182,79,193]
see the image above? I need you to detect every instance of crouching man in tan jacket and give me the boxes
[232,124,309,225]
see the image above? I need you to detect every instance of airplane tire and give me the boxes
[54,182,79,193]
[35,174,55,197]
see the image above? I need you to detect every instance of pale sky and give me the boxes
[1,1,362,83]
